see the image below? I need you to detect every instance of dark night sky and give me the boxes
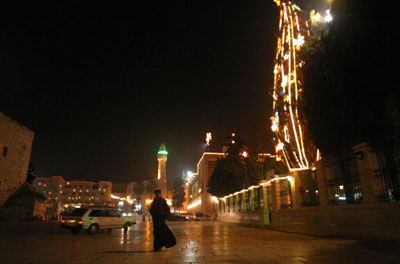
[1,1,277,183]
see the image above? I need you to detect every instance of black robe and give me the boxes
[149,197,176,250]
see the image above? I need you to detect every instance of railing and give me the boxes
[324,153,363,205]
[374,133,400,201]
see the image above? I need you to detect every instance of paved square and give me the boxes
[0,221,399,263]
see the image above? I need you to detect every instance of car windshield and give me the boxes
[67,208,88,217]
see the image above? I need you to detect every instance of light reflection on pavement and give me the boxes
[0,220,399,263]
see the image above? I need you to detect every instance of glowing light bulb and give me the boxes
[324,10,333,23]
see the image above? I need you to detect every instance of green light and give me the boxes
[158,150,168,156]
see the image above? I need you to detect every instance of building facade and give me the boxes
[0,182,46,221]
[33,176,112,209]
[186,152,225,217]
[0,112,34,207]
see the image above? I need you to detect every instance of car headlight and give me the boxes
[122,213,127,216]
[128,213,132,217]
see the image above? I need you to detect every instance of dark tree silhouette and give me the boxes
[303,0,400,157]
[172,178,186,210]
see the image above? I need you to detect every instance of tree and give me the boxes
[262,158,288,176]
[26,163,36,184]
[208,138,265,197]
[172,178,186,211]
[303,0,400,157]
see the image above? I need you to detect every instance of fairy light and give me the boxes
[270,0,319,171]
[206,132,212,146]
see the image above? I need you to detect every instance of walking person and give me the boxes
[149,189,176,251]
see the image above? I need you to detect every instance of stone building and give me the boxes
[217,143,400,240]
[0,112,34,207]
[33,176,112,210]
[186,152,225,217]
[0,182,46,221]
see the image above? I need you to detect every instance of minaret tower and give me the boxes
[156,143,168,196]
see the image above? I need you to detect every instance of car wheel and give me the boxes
[71,228,81,234]
[87,224,99,235]
[107,229,112,233]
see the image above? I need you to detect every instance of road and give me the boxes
[0,220,399,264]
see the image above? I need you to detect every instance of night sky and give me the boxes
[1,1,277,183]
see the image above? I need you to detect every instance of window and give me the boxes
[253,188,261,211]
[2,146,8,157]
[238,194,243,212]
[107,210,121,217]
[89,210,106,217]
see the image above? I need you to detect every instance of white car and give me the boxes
[61,207,136,234]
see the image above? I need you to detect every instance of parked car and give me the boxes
[166,213,190,221]
[194,212,212,221]
[61,207,136,234]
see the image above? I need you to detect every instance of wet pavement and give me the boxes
[0,220,399,263]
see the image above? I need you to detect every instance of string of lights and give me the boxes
[271,0,330,171]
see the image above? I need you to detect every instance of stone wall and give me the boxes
[0,113,34,207]
[218,211,264,226]
[218,203,400,240]
[270,203,400,240]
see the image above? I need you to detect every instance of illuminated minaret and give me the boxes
[156,143,168,196]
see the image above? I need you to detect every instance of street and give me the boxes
[0,220,399,264]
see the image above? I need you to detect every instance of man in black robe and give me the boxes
[149,189,176,251]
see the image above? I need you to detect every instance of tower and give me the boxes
[156,143,168,196]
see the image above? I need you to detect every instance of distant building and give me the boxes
[111,180,155,214]
[186,152,225,217]
[33,176,112,211]
[186,152,276,217]
[0,112,34,207]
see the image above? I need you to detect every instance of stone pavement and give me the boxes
[0,220,399,264]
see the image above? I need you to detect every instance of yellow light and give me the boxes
[187,199,202,210]
[211,196,219,203]
[145,199,153,205]
[310,10,322,24]
[270,1,315,172]
[206,132,212,146]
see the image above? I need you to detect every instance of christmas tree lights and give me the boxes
[271,0,319,171]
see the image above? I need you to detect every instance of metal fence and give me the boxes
[300,170,320,207]
[374,133,400,201]
[324,153,363,205]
